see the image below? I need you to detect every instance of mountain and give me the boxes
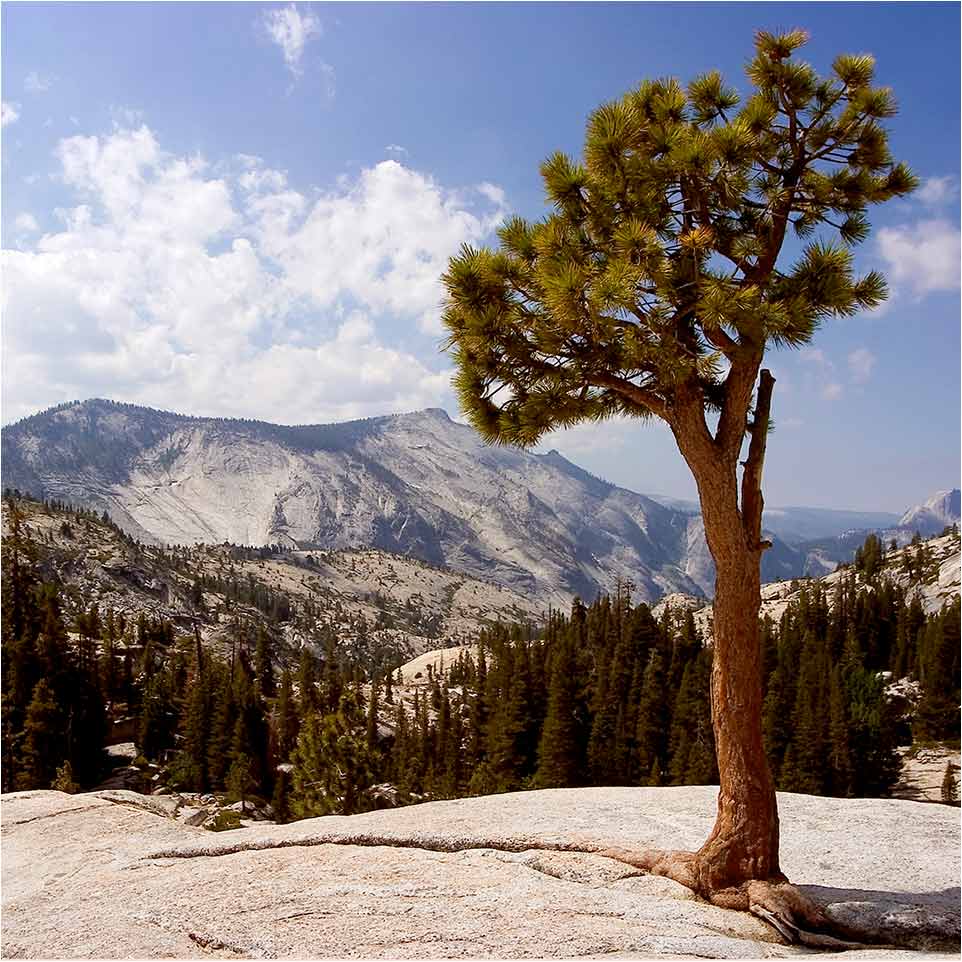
[2,399,706,604]
[648,495,901,545]
[655,526,962,641]
[898,488,961,537]
[0,494,545,666]
[793,487,961,576]
[3,399,954,605]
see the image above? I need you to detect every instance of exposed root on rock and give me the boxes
[594,846,869,950]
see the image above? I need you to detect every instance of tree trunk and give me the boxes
[694,535,780,892]
[671,376,781,894]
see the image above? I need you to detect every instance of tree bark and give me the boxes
[670,373,781,894]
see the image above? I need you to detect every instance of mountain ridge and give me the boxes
[3,398,956,605]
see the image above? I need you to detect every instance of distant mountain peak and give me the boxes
[898,488,961,532]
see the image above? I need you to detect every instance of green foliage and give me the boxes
[209,810,243,832]
[442,31,914,447]
[53,760,81,794]
[290,691,378,817]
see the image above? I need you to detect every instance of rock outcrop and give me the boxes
[2,786,958,959]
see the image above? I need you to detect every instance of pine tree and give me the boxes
[537,633,582,787]
[271,766,292,823]
[273,668,300,763]
[636,648,668,782]
[290,692,377,817]
[296,647,319,719]
[16,679,66,790]
[827,667,853,797]
[254,627,275,701]
[783,633,829,795]
[226,752,257,810]
[206,666,237,788]
[178,664,213,791]
[441,27,914,914]
[138,673,175,762]
[52,760,80,794]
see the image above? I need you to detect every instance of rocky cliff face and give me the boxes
[899,489,961,537]
[1,400,706,604]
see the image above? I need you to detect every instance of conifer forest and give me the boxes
[2,493,958,821]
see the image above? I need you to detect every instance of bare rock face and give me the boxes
[2,786,958,959]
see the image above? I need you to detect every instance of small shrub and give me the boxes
[208,810,243,832]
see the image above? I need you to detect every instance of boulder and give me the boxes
[2,786,958,959]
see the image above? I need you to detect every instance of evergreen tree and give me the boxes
[16,679,66,789]
[138,673,175,762]
[442,27,914,914]
[254,627,275,701]
[290,691,377,817]
[636,648,669,783]
[537,632,582,787]
[273,668,300,763]
[52,760,80,794]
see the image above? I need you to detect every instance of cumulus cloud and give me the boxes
[877,219,960,296]
[24,71,54,93]
[848,347,876,384]
[2,124,507,425]
[2,101,21,126]
[263,4,320,75]
[257,158,507,332]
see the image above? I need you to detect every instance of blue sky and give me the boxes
[2,2,959,512]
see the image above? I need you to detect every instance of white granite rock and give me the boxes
[2,786,959,959]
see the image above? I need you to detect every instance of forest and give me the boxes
[2,497,959,817]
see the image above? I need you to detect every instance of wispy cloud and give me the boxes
[14,213,39,233]
[385,144,408,157]
[799,348,843,401]
[262,5,320,76]
[1,101,21,127]
[916,176,958,207]
[847,347,876,385]
[24,71,54,93]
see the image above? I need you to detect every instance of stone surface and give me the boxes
[2,786,959,959]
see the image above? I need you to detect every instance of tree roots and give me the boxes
[595,846,867,950]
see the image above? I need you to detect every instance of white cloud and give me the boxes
[24,71,54,93]
[2,102,21,126]
[2,124,506,425]
[916,176,958,206]
[848,347,876,384]
[385,144,408,157]
[877,219,961,296]
[14,213,39,233]
[256,158,508,332]
[263,5,320,76]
